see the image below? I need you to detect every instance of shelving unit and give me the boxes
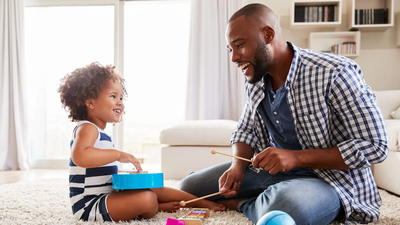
[290,0,342,29]
[347,0,394,31]
[308,31,360,58]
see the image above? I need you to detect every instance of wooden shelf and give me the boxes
[347,0,394,31]
[308,31,360,58]
[290,0,342,29]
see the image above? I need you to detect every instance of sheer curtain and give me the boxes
[0,0,29,170]
[185,0,247,121]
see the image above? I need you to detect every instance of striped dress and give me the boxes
[69,121,118,221]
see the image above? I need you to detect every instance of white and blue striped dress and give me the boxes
[69,121,118,221]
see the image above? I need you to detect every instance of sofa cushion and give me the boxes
[391,106,400,119]
[385,119,400,151]
[373,90,400,119]
[159,120,237,146]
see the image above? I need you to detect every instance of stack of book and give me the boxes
[354,8,389,25]
[295,5,338,22]
[330,42,356,55]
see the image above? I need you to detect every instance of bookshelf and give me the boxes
[290,0,342,29]
[308,31,360,58]
[347,0,394,31]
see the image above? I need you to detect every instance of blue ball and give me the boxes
[256,210,296,225]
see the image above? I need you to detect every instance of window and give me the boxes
[24,1,191,169]
[122,1,190,168]
[25,5,114,162]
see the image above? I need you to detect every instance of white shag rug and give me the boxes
[0,179,399,225]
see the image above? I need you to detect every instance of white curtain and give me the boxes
[0,0,29,170]
[185,0,247,121]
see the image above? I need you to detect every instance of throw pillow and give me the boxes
[391,106,400,119]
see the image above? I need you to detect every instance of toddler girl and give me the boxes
[58,62,225,222]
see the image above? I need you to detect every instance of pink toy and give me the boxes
[166,218,185,225]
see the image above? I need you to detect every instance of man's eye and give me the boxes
[236,44,242,48]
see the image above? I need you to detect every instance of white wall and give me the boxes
[249,0,400,91]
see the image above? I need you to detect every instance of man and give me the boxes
[179,3,388,225]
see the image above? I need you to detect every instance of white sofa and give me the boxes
[159,90,400,194]
[372,90,400,195]
[159,120,237,179]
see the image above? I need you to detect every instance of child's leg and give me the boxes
[107,189,158,221]
[151,187,226,212]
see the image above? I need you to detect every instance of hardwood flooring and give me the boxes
[0,169,68,185]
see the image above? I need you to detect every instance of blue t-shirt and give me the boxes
[257,74,303,150]
[257,74,314,175]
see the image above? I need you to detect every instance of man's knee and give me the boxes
[250,178,340,224]
[179,162,231,194]
[178,172,196,192]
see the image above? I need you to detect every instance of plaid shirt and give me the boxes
[231,42,388,223]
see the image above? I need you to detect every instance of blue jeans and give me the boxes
[179,162,344,225]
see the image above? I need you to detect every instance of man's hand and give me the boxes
[118,152,143,172]
[219,165,245,198]
[252,147,299,175]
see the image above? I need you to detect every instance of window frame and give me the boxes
[25,0,190,168]
[25,0,124,168]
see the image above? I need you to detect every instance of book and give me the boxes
[384,8,388,24]
[295,5,305,22]
[374,8,385,24]
[334,5,338,22]
[305,7,308,22]
[328,5,335,22]
[354,9,358,25]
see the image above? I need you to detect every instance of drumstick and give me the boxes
[180,191,222,207]
[210,149,252,163]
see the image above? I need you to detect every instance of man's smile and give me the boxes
[238,62,251,75]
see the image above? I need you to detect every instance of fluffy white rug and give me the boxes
[0,179,399,225]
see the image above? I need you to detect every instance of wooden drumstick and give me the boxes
[180,191,222,207]
[210,149,252,163]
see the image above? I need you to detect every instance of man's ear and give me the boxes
[85,99,95,109]
[262,26,275,44]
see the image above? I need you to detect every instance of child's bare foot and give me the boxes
[186,199,226,211]
[158,202,181,212]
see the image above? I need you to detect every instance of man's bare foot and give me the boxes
[186,199,226,211]
[217,198,248,211]
[158,202,181,212]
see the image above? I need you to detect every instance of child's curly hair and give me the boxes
[58,62,127,122]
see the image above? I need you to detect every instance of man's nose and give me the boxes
[231,50,240,63]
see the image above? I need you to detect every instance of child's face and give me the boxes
[90,79,125,128]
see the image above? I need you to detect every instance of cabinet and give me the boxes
[290,0,342,29]
[308,31,360,58]
[347,0,394,31]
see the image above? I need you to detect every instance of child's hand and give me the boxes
[117,152,143,172]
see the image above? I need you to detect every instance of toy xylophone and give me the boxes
[178,208,210,225]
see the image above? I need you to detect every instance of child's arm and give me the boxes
[71,123,142,171]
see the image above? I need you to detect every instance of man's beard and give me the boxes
[248,40,271,84]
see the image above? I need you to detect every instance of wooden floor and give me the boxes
[0,169,69,185]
